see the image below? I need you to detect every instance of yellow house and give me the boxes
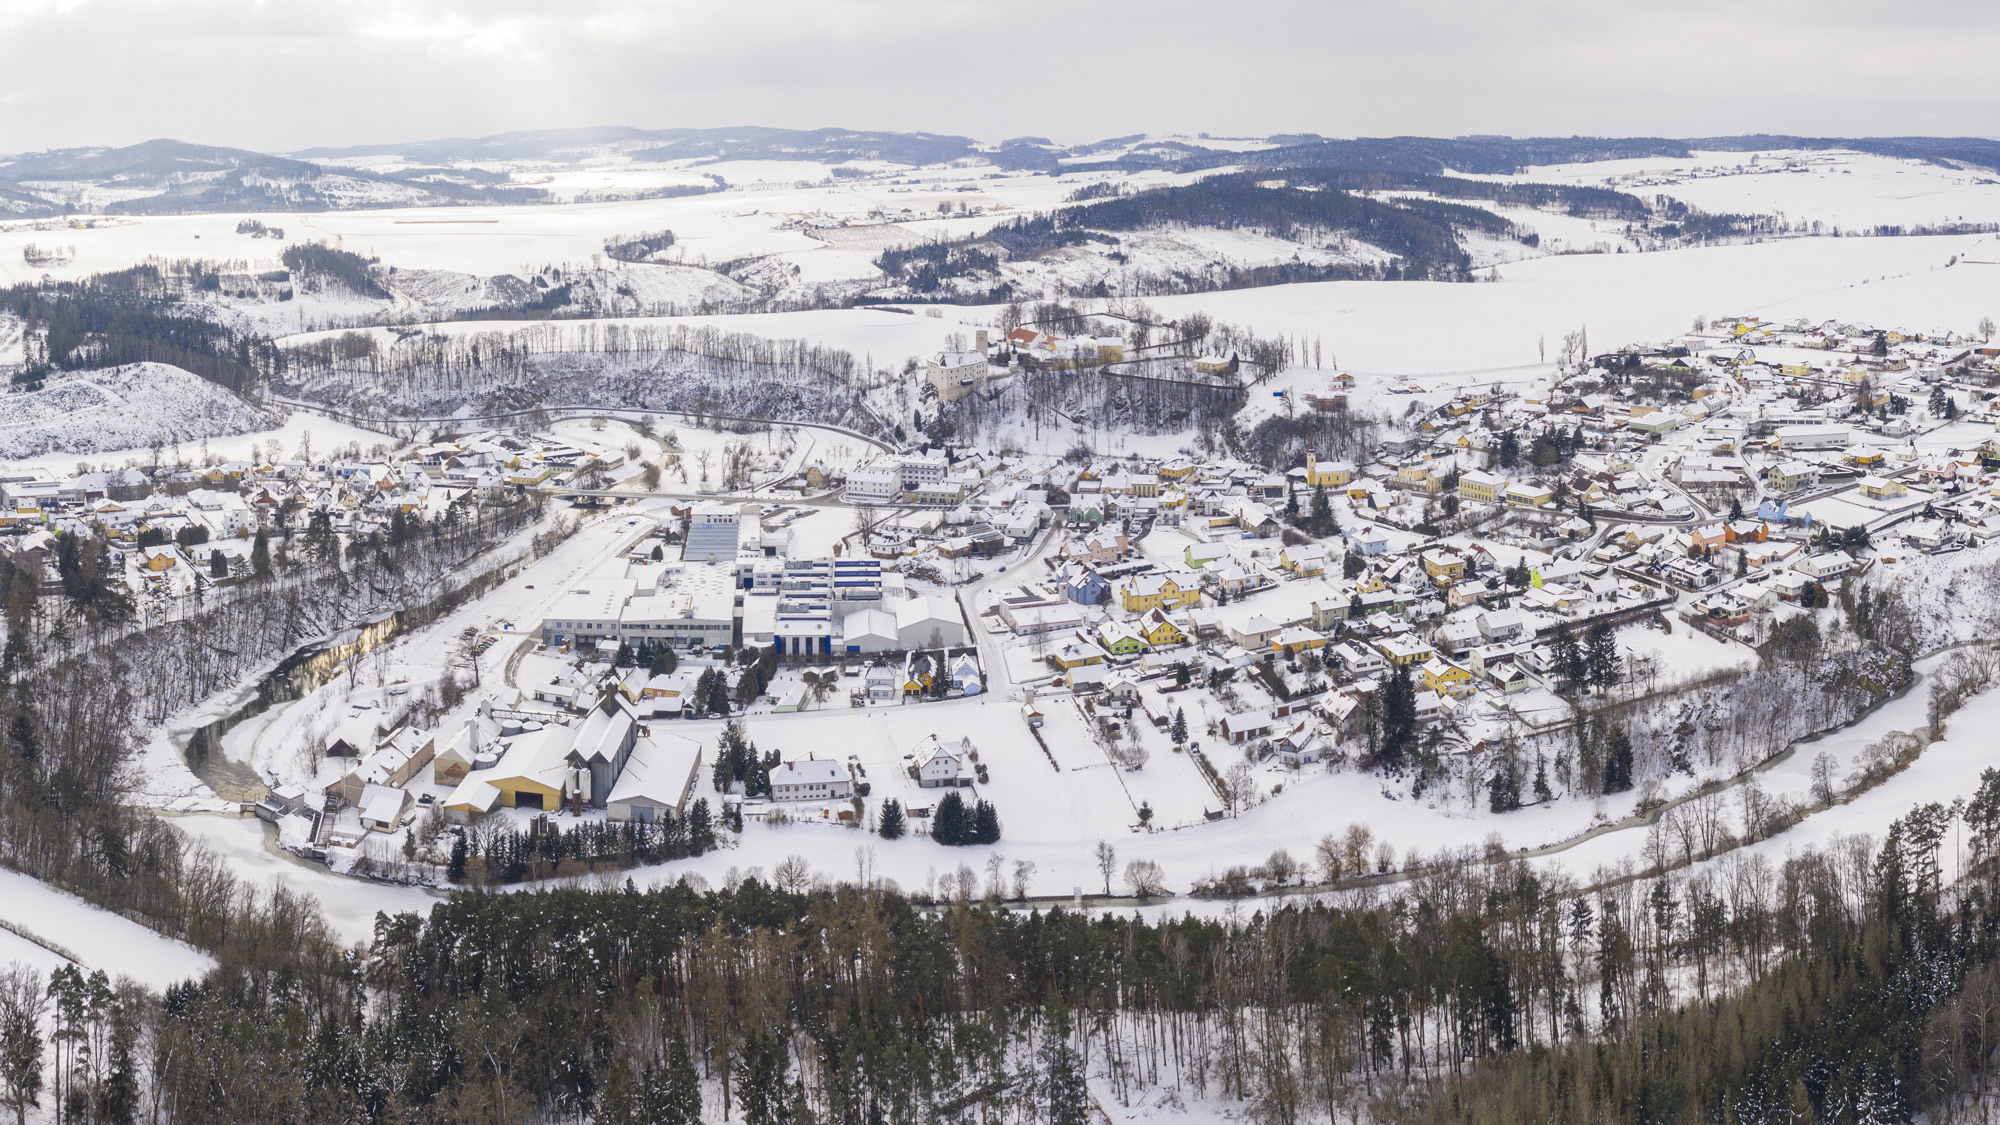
[1279,543,1328,577]
[1305,455,1351,488]
[1378,634,1434,666]
[1052,642,1105,670]
[1396,462,1442,493]
[1119,574,1201,613]
[1781,363,1816,378]
[1858,475,1908,500]
[1193,354,1234,375]
[1846,448,1886,467]
[506,465,552,486]
[1353,571,1388,594]
[1458,470,1504,503]
[142,546,178,572]
[1139,609,1184,647]
[1421,550,1465,583]
[1421,657,1476,698]
[1271,626,1327,658]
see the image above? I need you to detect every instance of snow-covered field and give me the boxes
[1144,232,1989,378]
[0,867,214,988]
[1505,149,2000,233]
[0,163,1103,286]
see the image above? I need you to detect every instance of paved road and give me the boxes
[954,525,1062,699]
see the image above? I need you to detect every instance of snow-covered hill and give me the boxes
[0,362,279,459]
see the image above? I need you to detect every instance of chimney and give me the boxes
[975,329,989,358]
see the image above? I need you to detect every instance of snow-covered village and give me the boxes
[9,300,1999,906]
[4,10,2000,1116]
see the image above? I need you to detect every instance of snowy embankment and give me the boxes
[0,867,214,989]
[0,362,279,460]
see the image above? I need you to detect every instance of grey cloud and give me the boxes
[0,0,1995,153]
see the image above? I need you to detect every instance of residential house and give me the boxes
[1377,633,1435,667]
[1279,543,1327,577]
[1271,626,1327,658]
[1765,461,1819,493]
[1420,657,1476,699]
[1053,641,1106,670]
[1420,549,1465,584]
[1138,608,1185,647]
[910,734,975,788]
[1097,620,1150,656]
[769,757,853,802]
[1223,710,1275,744]
[1858,475,1909,500]
[1120,573,1201,613]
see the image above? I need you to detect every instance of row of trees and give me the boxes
[449,802,720,886]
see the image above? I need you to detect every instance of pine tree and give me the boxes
[971,800,1001,845]
[1602,726,1634,793]
[660,1032,700,1120]
[687,799,716,853]
[1584,621,1619,692]
[1378,664,1417,770]
[1550,623,1587,690]
[1170,707,1188,746]
[1310,485,1334,537]
[1044,1033,1091,1125]
[447,833,468,882]
[878,799,906,840]
[1489,755,1522,812]
[250,528,270,578]
[934,791,968,846]
[97,998,137,1125]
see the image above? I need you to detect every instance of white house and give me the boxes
[769,757,854,802]
[910,734,975,788]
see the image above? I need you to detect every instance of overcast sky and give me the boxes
[1,0,1996,154]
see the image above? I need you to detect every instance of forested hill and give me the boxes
[869,174,1512,294]
[97,790,2000,1123]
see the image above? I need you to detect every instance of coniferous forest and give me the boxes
[71,797,2000,1124]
